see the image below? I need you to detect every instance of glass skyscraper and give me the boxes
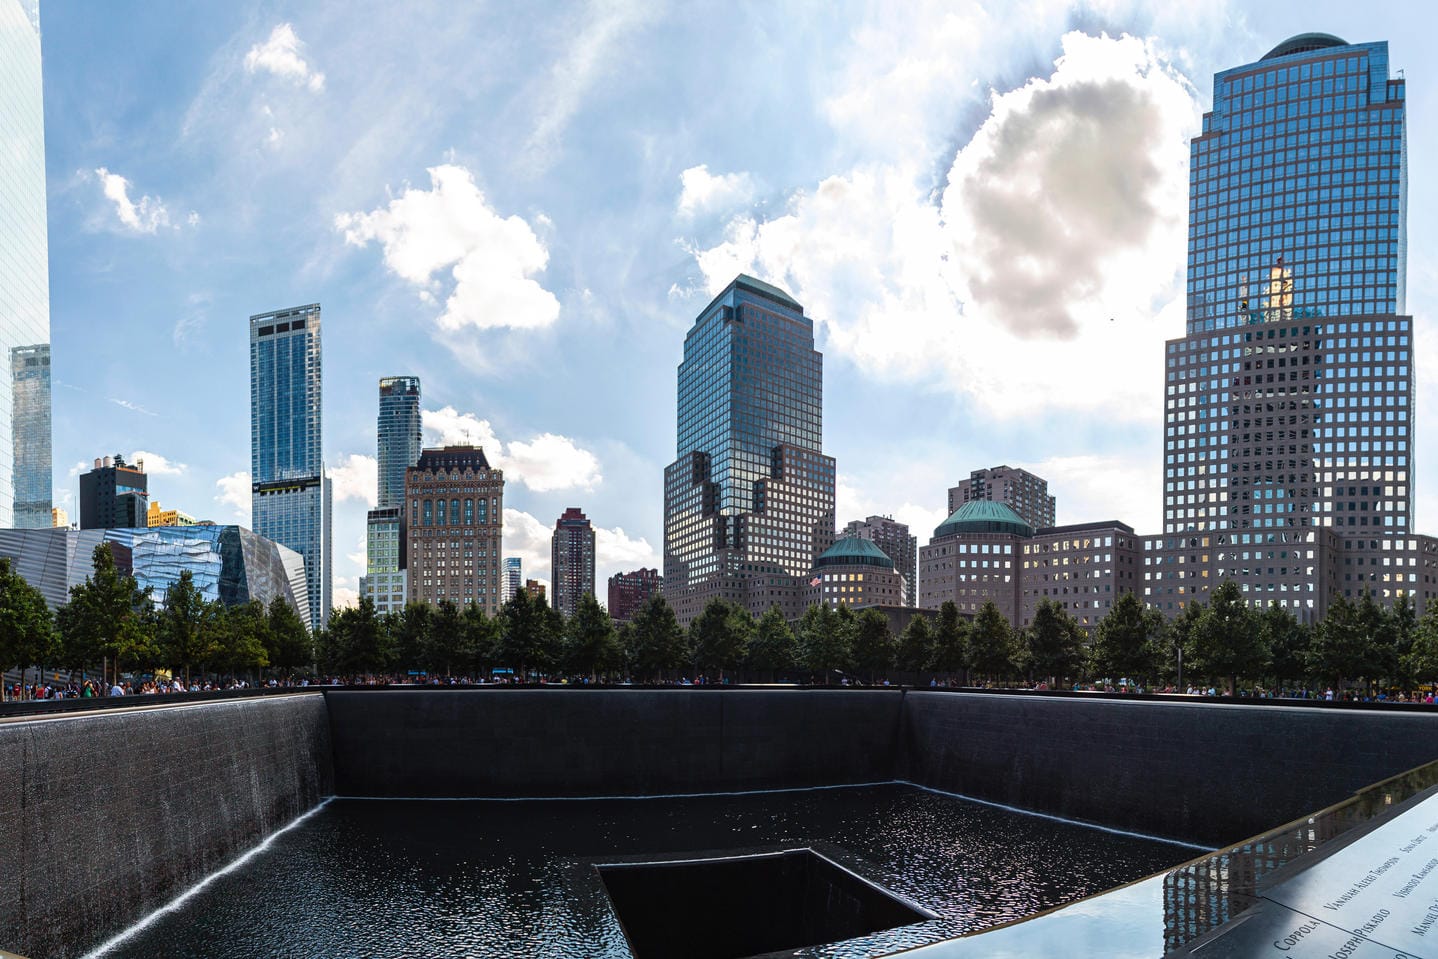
[365,375,421,615]
[663,275,836,624]
[1150,34,1420,620]
[250,303,331,631]
[1,0,53,529]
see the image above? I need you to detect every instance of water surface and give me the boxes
[99,785,1191,958]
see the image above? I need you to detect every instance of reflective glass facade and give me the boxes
[1187,38,1405,333]
[363,506,405,615]
[0,1,52,528]
[377,376,421,509]
[1156,36,1417,620]
[251,304,329,630]
[663,275,836,624]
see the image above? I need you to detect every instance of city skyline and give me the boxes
[27,2,1438,610]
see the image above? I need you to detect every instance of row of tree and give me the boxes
[0,544,312,695]
[8,543,1438,695]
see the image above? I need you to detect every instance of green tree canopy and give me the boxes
[215,600,270,680]
[967,601,1015,682]
[1259,602,1309,689]
[0,557,56,696]
[562,593,622,679]
[1191,580,1266,693]
[1089,592,1163,683]
[690,598,752,679]
[796,603,853,681]
[1021,599,1084,684]
[895,614,934,674]
[265,596,313,673]
[930,601,968,674]
[327,597,391,675]
[624,595,690,681]
[57,542,155,684]
[464,601,501,677]
[746,604,797,676]
[391,602,432,673]
[424,600,472,676]
[499,588,559,679]
[851,608,895,681]
[158,569,220,685]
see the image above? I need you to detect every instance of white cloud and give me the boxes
[345,532,367,570]
[214,471,251,525]
[686,31,1200,427]
[337,164,560,337]
[836,479,947,544]
[523,0,655,171]
[108,397,157,416]
[333,585,360,610]
[93,167,171,234]
[594,525,660,596]
[329,453,378,508]
[131,451,186,476]
[677,165,756,219]
[1030,452,1163,532]
[502,507,553,585]
[421,406,602,492]
[244,23,325,92]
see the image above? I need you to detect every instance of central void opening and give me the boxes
[598,848,934,959]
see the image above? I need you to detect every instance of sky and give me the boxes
[35,0,1438,611]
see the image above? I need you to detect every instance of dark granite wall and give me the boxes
[0,694,332,959]
[898,692,1438,848]
[323,689,904,797]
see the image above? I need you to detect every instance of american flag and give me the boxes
[809,577,821,587]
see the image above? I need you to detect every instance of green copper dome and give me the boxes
[814,536,894,569]
[934,500,1033,539]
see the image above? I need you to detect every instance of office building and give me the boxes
[1151,34,1435,620]
[607,567,661,623]
[551,507,595,618]
[920,502,1142,630]
[50,505,66,528]
[147,501,198,527]
[0,525,309,623]
[948,466,1055,531]
[502,556,522,603]
[0,2,52,529]
[79,455,148,529]
[250,303,331,631]
[841,515,918,607]
[809,537,906,610]
[404,446,504,614]
[366,376,422,616]
[663,275,836,624]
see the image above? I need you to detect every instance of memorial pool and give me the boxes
[91,784,1193,959]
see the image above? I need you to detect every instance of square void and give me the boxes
[597,848,934,959]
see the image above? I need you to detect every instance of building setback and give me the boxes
[250,303,331,631]
[841,515,918,607]
[551,507,596,618]
[607,567,661,623]
[1149,33,1438,621]
[366,375,422,616]
[79,456,148,529]
[404,446,504,614]
[663,274,836,625]
[947,466,1055,531]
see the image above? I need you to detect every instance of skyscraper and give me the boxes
[502,556,522,603]
[663,275,836,624]
[947,466,1055,531]
[366,376,422,615]
[551,507,596,618]
[250,303,331,631]
[1,1,52,529]
[404,446,504,614]
[1149,34,1425,620]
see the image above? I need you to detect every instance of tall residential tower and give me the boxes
[663,275,836,624]
[250,304,331,631]
[551,507,596,618]
[1,0,52,529]
[366,376,422,615]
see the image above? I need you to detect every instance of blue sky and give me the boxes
[37,0,1438,608]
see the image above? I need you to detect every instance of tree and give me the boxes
[1388,593,1419,692]
[851,609,895,682]
[1090,592,1162,684]
[500,589,559,680]
[562,593,622,679]
[895,614,934,675]
[327,597,391,675]
[967,601,1015,682]
[215,600,269,682]
[796,603,853,681]
[158,570,220,686]
[1021,599,1084,685]
[1308,592,1368,692]
[747,605,797,679]
[1192,580,1265,694]
[424,600,471,676]
[690,598,752,680]
[1405,605,1438,687]
[625,595,689,681]
[266,596,313,674]
[0,557,56,699]
[57,542,155,685]
[391,602,432,674]
[463,601,500,678]
[930,601,968,677]
[1164,599,1206,688]
[1259,602,1309,691]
